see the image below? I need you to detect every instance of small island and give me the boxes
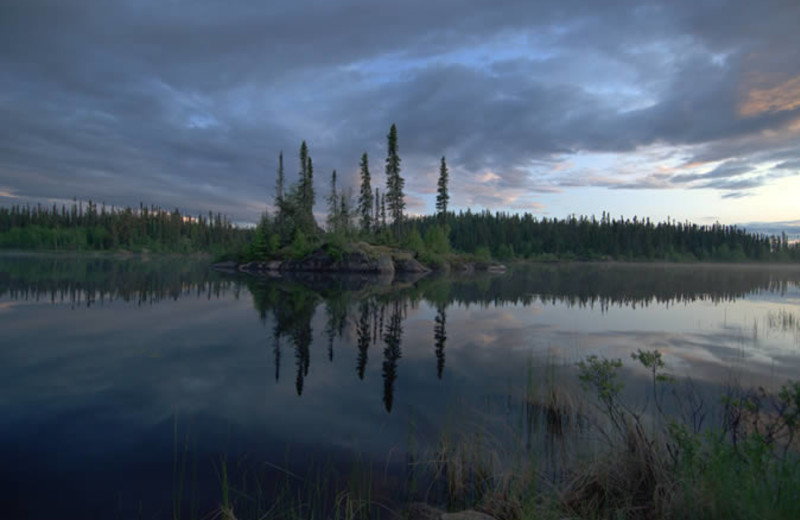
[217,125,799,274]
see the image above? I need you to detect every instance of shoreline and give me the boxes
[3,248,800,271]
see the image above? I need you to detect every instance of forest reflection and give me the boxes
[0,254,237,306]
[4,256,799,310]
[243,265,800,412]
[3,255,800,412]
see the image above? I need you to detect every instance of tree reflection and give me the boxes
[5,254,800,409]
[434,304,447,380]
[382,300,404,413]
[356,301,371,380]
[272,325,281,382]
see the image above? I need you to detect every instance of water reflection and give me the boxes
[234,265,800,403]
[3,255,800,398]
[0,253,236,306]
[3,254,800,518]
[4,255,799,310]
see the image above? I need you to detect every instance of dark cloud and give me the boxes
[774,160,800,171]
[722,192,752,200]
[671,161,755,184]
[1,0,798,222]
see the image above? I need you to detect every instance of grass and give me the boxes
[407,352,800,520]
[169,352,800,520]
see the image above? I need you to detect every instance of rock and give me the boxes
[394,257,431,273]
[406,503,444,520]
[404,504,498,520]
[376,253,395,275]
[229,244,441,276]
[486,263,507,273]
[212,260,238,272]
[457,262,475,273]
[276,248,399,274]
[441,511,497,520]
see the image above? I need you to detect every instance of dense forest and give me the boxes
[0,201,250,254]
[1,123,798,263]
[409,211,800,263]
[246,124,799,264]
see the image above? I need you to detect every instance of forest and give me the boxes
[245,124,800,264]
[0,201,250,254]
[1,123,798,263]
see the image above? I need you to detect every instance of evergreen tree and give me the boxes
[384,124,405,236]
[380,193,387,229]
[327,170,339,233]
[297,141,315,219]
[358,152,373,233]
[275,150,285,207]
[374,187,380,228]
[305,155,315,217]
[298,141,309,209]
[339,190,351,235]
[436,156,449,226]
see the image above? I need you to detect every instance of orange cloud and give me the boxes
[740,74,800,117]
[682,161,710,169]
[478,171,501,183]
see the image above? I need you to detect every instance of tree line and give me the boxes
[249,122,798,264]
[1,121,797,263]
[408,211,800,263]
[0,201,250,254]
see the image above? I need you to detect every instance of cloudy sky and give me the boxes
[1,0,799,229]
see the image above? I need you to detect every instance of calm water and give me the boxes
[2,254,800,518]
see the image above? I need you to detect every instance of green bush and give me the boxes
[290,230,314,259]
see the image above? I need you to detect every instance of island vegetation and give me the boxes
[2,124,799,266]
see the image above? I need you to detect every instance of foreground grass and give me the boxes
[195,352,800,520]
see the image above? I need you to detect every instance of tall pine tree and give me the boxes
[436,156,449,225]
[327,170,339,233]
[358,152,373,233]
[374,187,380,229]
[305,155,315,217]
[380,193,387,229]
[293,141,317,237]
[298,141,309,208]
[384,124,405,237]
[298,141,315,219]
[275,150,285,208]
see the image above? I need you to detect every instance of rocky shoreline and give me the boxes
[214,244,507,276]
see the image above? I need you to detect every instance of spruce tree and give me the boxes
[298,141,315,218]
[358,152,373,233]
[327,170,339,233]
[275,150,284,207]
[374,187,380,229]
[384,124,405,236]
[298,141,308,209]
[436,156,449,225]
[305,155,315,217]
[380,193,387,228]
[339,190,351,235]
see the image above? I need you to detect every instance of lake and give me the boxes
[2,253,800,518]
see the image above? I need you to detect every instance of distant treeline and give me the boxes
[0,202,250,253]
[248,127,798,264]
[409,211,800,263]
